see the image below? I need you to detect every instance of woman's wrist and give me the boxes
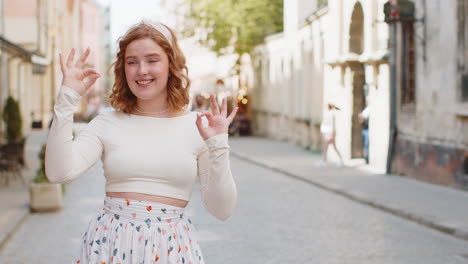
[203,131,228,141]
[61,80,85,96]
[205,134,229,148]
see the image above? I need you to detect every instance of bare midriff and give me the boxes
[106,192,189,208]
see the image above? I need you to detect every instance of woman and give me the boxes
[319,103,344,167]
[45,21,238,264]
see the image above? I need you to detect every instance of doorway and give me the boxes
[349,2,366,159]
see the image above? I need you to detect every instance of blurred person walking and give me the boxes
[318,103,344,167]
[191,94,208,112]
[46,20,238,264]
[359,96,370,164]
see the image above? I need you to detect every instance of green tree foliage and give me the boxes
[185,0,283,55]
[33,143,65,193]
[34,144,49,183]
[3,96,23,142]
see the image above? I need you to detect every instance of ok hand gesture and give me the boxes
[195,95,238,140]
[59,48,100,96]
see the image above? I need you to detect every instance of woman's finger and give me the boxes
[221,97,227,116]
[201,111,213,121]
[227,107,239,123]
[210,94,220,115]
[59,53,66,74]
[66,48,75,67]
[195,113,205,133]
[83,68,99,77]
[75,47,90,68]
[83,72,100,89]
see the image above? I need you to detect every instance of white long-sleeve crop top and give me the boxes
[45,86,237,220]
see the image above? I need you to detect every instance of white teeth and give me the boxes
[137,80,152,85]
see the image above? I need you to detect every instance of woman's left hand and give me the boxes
[196,94,239,140]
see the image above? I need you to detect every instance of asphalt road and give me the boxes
[1,156,468,264]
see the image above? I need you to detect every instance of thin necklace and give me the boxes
[134,106,169,115]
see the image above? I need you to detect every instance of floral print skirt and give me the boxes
[73,197,205,264]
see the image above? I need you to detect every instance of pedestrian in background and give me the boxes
[359,96,370,164]
[45,20,238,264]
[318,102,344,167]
[191,94,208,112]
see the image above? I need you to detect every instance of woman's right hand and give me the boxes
[59,48,100,96]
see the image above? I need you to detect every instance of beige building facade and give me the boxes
[1,0,50,135]
[0,0,107,138]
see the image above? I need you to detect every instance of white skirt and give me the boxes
[73,197,205,264]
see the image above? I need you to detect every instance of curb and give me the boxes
[230,151,468,242]
[0,207,30,252]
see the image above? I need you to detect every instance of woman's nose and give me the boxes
[137,63,148,75]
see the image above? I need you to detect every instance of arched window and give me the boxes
[349,3,364,54]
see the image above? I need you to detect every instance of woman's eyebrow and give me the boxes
[145,53,161,57]
[125,53,161,60]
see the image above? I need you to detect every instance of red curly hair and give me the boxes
[108,22,190,114]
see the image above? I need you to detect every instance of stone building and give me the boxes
[387,0,468,189]
[251,0,391,172]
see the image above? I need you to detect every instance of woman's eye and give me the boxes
[149,60,158,63]
[127,61,136,65]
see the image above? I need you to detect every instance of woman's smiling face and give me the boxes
[124,38,170,101]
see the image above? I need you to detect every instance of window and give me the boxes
[458,0,468,102]
[67,0,74,12]
[258,59,263,88]
[349,3,364,55]
[281,58,285,74]
[265,58,270,85]
[401,22,416,104]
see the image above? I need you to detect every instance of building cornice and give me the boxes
[326,50,389,67]
[0,35,50,74]
[304,6,329,26]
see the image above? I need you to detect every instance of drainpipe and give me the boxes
[386,22,397,174]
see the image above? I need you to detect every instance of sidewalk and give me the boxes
[0,128,48,250]
[0,124,85,250]
[229,136,468,241]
